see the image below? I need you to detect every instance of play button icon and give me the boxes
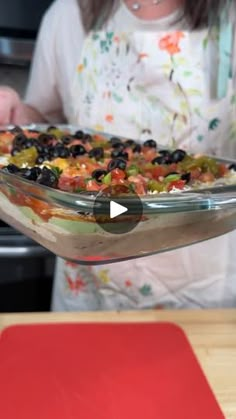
[110,201,128,219]
[93,186,143,235]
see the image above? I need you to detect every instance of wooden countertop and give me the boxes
[0,309,236,418]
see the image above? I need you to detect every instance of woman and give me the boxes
[0,0,236,311]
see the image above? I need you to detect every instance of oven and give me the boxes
[0,0,54,64]
[0,0,56,311]
[0,220,55,312]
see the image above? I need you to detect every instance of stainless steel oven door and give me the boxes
[0,225,55,312]
[0,37,34,65]
[0,228,50,258]
[0,0,54,64]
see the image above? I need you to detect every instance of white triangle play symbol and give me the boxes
[110,201,128,219]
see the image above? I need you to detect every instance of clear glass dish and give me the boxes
[0,124,236,265]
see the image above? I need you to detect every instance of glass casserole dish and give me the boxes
[0,124,236,265]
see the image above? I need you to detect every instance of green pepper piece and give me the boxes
[46,128,64,139]
[102,172,112,185]
[126,164,140,177]
[164,174,181,182]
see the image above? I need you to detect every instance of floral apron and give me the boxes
[51,5,236,311]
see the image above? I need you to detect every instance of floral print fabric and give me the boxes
[71,25,236,157]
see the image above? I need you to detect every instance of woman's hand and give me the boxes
[0,86,23,125]
[0,86,45,125]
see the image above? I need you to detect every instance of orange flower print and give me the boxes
[138,53,149,60]
[77,63,84,73]
[66,275,75,291]
[66,275,85,294]
[75,277,86,292]
[159,32,184,55]
[105,114,114,123]
[103,91,112,99]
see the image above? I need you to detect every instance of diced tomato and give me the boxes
[0,145,11,153]
[142,147,157,162]
[69,139,93,152]
[151,165,167,179]
[134,182,147,195]
[190,167,202,180]
[111,168,126,180]
[69,139,84,147]
[128,174,147,194]
[112,179,126,187]
[144,172,153,179]
[167,179,186,191]
[110,184,130,194]
[24,130,40,139]
[126,148,134,160]
[93,134,106,142]
[218,163,228,178]
[86,179,102,191]
[128,174,145,183]
[166,163,178,173]
[85,143,93,152]
[198,172,215,183]
[58,175,86,192]
[0,132,14,153]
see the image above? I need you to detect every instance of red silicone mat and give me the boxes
[0,323,224,419]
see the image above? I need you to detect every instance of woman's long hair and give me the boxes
[79,0,225,32]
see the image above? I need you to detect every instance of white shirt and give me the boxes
[25,0,85,122]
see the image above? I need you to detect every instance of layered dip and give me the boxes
[0,125,235,264]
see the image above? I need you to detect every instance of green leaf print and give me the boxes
[231,94,236,105]
[183,71,192,77]
[99,33,114,53]
[147,95,160,106]
[88,74,97,91]
[179,101,189,114]
[112,92,123,103]
[208,118,220,131]
[185,88,202,96]
[106,32,114,40]
[173,56,186,67]
[135,85,146,93]
[197,135,204,142]
[203,37,208,50]
[92,33,99,41]
[229,121,236,141]
[139,285,152,297]
[100,40,108,53]
[194,108,202,118]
